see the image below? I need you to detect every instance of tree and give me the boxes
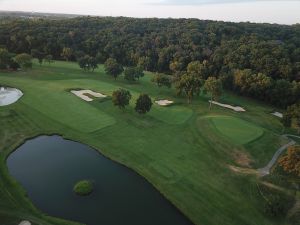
[0,48,10,69]
[31,49,44,65]
[124,66,144,82]
[151,73,172,88]
[78,55,98,72]
[134,66,144,80]
[89,57,98,72]
[124,67,136,82]
[44,55,54,64]
[175,73,203,103]
[112,89,132,110]
[187,60,209,79]
[61,47,73,61]
[14,53,32,69]
[135,94,153,114]
[282,103,300,133]
[204,77,223,109]
[278,146,300,176]
[104,58,124,80]
[96,52,106,64]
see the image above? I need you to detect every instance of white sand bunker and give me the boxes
[0,87,23,106]
[71,90,107,102]
[271,112,283,118]
[209,101,246,112]
[19,221,31,225]
[155,100,174,106]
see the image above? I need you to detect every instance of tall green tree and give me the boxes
[78,55,98,72]
[31,49,45,65]
[104,58,124,80]
[124,66,144,82]
[204,77,223,109]
[175,73,203,103]
[112,89,132,110]
[151,73,172,88]
[135,94,153,114]
[282,103,300,133]
[0,48,10,69]
[14,53,32,70]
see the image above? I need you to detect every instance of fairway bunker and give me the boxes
[209,101,246,112]
[18,221,31,225]
[0,87,23,106]
[271,112,283,118]
[71,89,107,102]
[155,99,174,106]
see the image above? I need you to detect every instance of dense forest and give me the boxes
[0,16,299,108]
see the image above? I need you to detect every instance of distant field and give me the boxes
[210,116,264,145]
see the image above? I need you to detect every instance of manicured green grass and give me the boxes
[73,180,93,196]
[0,60,296,225]
[210,116,264,145]
[149,105,193,124]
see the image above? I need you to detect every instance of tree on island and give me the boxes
[135,94,153,114]
[112,89,132,110]
[175,73,203,104]
[151,73,172,88]
[14,53,32,70]
[204,77,223,109]
[104,58,124,80]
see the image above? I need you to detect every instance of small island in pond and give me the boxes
[73,180,93,196]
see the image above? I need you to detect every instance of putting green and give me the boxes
[210,116,264,145]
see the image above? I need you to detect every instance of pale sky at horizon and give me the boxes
[0,0,300,24]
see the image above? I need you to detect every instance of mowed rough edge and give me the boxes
[149,105,193,125]
[211,116,264,145]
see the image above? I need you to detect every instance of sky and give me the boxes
[0,0,300,24]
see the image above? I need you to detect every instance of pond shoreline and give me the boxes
[5,133,195,225]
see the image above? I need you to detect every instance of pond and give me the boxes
[7,136,193,225]
[0,87,23,106]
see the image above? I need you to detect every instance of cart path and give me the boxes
[258,134,299,177]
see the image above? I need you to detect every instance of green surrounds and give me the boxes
[0,61,297,225]
[210,116,264,145]
[150,105,193,125]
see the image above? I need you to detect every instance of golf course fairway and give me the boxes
[0,61,295,225]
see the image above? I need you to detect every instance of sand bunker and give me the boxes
[271,112,283,118]
[71,90,107,102]
[0,87,23,106]
[209,101,246,112]
[19,221,31,225]
[155,100,174,106]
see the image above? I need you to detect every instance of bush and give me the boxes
[73,180,93,196]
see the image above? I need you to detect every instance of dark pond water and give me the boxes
[7,136,192,225]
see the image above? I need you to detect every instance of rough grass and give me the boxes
[0,60,295,225]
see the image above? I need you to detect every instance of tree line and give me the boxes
[0,16,299,108]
